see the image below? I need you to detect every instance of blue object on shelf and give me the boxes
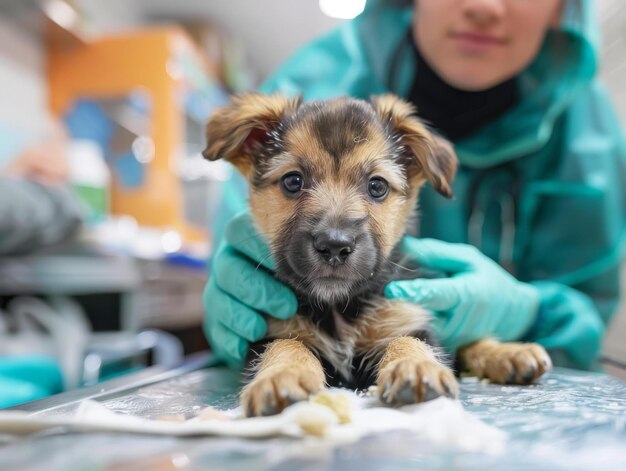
[165,252,208,271]
[64,100,114,153]
[111,150,144,188]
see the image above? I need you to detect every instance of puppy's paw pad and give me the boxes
[378,359,458,406]
[241,367,324,417]
[483,343,552,385]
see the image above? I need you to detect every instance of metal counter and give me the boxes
[1,356,625,471]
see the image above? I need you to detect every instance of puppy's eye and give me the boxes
[280,172,304,195]
[368,177,389,200]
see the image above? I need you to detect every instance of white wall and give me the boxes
[596,0,626,379]
[598,0,626,123]
[0,16,47,136]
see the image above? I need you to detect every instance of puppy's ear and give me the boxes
[203,93,301,179]
[370,95,457,198]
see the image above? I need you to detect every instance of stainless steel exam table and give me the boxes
[1,353,625,471]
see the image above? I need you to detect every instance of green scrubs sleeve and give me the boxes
[526,281,607,370]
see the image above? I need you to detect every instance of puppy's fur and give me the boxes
[204,93,552,417]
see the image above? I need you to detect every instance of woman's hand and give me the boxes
[203,213,298,366]
[385,237,540,352]
[4,146,69,185]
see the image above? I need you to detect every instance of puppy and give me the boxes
[203,93,552,417]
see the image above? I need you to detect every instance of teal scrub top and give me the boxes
[214,0,626,370]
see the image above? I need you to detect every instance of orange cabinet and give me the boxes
[48,27,227,242]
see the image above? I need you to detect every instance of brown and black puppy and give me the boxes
[203,93,551,417]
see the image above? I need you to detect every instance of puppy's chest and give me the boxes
[266,295,431,384]
[298,297,362,341]
[331,309,354,343]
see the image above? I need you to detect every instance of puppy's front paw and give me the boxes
[377,359,458,406]
[462,342,552,385]
[241,366,325,417]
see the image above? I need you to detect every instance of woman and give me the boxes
[203,0,626,371]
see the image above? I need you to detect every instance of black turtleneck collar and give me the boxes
[409,40,520,141]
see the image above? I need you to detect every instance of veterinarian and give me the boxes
[204,0,626,371]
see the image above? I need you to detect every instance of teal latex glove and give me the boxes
[0,356,63,408]
[203,212,298,366]
[385,237,540,352]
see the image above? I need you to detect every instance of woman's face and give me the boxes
[413,0,562,91]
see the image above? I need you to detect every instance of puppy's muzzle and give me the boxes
[312,228,356,266]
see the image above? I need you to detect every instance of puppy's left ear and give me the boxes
[371,95,458,198]
[203,92,301,179]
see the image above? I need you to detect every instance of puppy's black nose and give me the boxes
[313,229,356,266]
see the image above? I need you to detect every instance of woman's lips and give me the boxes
[450,31,506,53]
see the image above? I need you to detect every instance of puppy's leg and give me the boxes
[458,339,552,385]
[241,339,325,417]
[377,337,458,406]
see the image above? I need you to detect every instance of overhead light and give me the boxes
[319,0,366,19]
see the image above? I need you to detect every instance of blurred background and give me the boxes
[0,0,623,397]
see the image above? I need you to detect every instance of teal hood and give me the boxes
[262,0,601,169]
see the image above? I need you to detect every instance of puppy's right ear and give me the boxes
[203,93,301,179]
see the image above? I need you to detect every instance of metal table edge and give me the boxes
[7,352,221,413]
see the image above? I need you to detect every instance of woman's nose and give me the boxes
[462,0,506,27]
